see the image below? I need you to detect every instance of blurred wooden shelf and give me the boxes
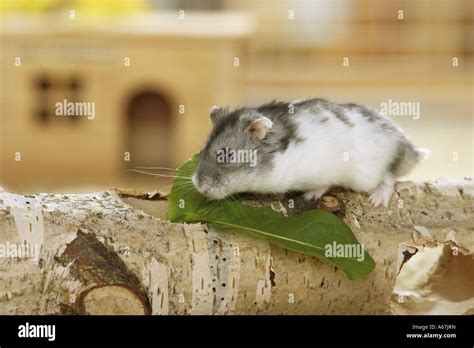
[244,55,473,86]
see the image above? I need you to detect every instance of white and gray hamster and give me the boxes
[192,98,429,208]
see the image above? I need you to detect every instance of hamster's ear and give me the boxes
[248,116,273,141]
[209,105,227,126]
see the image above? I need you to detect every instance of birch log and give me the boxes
[0,179,472,315]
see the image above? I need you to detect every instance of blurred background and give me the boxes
[0,0,472,194]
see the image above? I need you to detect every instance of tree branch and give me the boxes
[0,179,472,314]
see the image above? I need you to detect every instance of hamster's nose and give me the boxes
[197,184,210,196]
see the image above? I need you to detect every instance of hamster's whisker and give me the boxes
[172,184,193,190]
[170,184,196,192]
[167,182,195,190]
[128,169,191,179]
[221,195,246,218]
[171,180,193,186]
[132,166,177,171]
[160,179,192,189]
[229,200,245,218]
[171,178,193,184]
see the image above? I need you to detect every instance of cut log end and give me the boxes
[79,285,149,315]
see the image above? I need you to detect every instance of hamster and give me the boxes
[192,98,429,208]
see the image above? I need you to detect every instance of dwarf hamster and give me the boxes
[192,98,429,207]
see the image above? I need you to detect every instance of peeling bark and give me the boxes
[0,179,472,315]
[56,230,151,315]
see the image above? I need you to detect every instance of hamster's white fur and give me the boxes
[244,108,423,207]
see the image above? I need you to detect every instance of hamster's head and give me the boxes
[192,106,274,199]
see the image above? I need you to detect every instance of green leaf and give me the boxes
[168,155,375,280]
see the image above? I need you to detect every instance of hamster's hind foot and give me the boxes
[369,178,394,208]
[303,187,328,201]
